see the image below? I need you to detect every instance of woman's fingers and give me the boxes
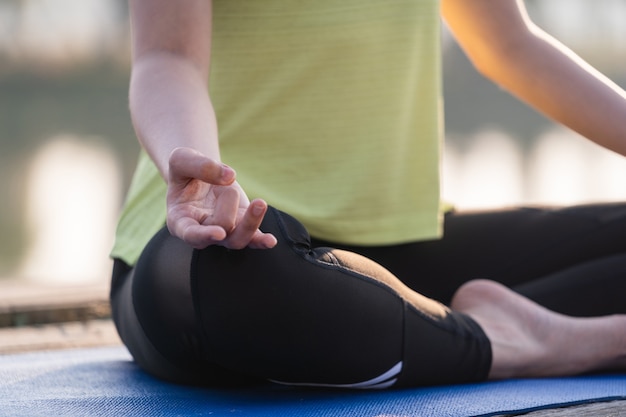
[247,230,279,249]
[167,190,240,248]
[166,148,277,250]
[223,200,278,250]
[168,216,227,249]
[210,186,240,233]
[168,147,235,187]
[170,199,277,250]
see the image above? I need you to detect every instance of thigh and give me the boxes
[190,207,490,387]
[110,231,259,386]
[111,207,491,387]
[313,203,626,306]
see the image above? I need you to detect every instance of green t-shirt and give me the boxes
[112,0,443,266]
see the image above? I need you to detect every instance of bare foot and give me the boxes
[451,279,626,380]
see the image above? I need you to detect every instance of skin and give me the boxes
[129,0,276,250]
[452,279,626,380]
[442,0,626,155]
[129,0,626,380]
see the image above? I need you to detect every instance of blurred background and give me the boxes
[0,0,625,285]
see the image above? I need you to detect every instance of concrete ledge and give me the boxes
[0,280,111,327]
[0,319,121,354]
[0,280,119,354]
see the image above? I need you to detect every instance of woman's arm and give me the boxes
[129,0,216,178]
[442,0,626,155]
[129,0,276,249]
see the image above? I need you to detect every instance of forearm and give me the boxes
[130,51,221,179]
[479,27,626,155]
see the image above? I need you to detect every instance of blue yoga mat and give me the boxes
[2,346,626,417]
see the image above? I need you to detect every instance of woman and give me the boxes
[111,0,626,388]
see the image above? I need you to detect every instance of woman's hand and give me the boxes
[166,147,278,250]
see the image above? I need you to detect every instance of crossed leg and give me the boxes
[319,203,626,380]
[113,204,626,386]
[452,279,626,380]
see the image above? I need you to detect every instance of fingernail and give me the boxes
[222,164,235,179]
[252,203,264,216]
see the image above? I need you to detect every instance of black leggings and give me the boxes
[110,203,626,388]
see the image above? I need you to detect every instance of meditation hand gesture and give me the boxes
[165,147,277,250]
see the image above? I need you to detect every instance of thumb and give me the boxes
[168,147,235,186]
